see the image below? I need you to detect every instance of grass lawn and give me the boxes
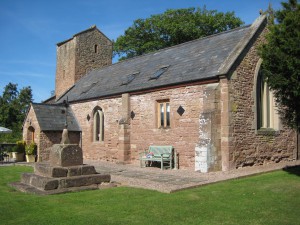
[0,166,299,225]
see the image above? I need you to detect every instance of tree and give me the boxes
[0,83,33,142]
[113,7,244,60]
[259,0,300,132]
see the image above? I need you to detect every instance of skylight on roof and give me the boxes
[80,81,98,95]
[121,72,139,85]
[150,65,170,80]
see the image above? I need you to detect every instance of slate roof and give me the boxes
[32,103,81,131]
[57,16,267,104]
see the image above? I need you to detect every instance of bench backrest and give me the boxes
[149,146,173,156]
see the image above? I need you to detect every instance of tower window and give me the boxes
[94,44,98,53]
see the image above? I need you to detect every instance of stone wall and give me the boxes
[55,39,76,98]
[23,105,81,162]
[55,28,112,99]
[75,29,112,82]
[70,83,220,170]
[23,105,41,154]
[228,27,296,168]
[128,83,220,169]
[71,98,122,162]
[38,131,80,161]
[195,83,221,172]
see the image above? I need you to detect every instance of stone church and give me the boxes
[23,15,298,172]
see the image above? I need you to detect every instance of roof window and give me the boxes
[121,72,139,85]
[81,81,98,95]
[150,65,170,80]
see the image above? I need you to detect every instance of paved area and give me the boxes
[2,159,300,193]
[84,159,300,193]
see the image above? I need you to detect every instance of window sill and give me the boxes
[92,141,105,145]
[256,128,280,136]
[158,126,171,130]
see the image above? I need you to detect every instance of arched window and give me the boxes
[93,107,104,142]
[256,68,279,130]
[27,126,35,144]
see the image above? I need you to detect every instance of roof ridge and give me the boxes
[55,16,265,104]
[56,25,112,46]
[112,24,251,66]
[32,102,64,107]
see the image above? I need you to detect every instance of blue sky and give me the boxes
[0,0,284,103]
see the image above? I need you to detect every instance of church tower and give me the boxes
[55,25,112,99]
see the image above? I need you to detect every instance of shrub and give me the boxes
[13,141,26,153]
[25,142,37,155]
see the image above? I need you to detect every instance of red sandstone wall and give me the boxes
[129,87,200,169]
[71,83,220,170]
[71,98,122,162]
[23,105,41,154]
[228,28,296,168]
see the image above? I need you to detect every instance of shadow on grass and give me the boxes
[283,165,300,177]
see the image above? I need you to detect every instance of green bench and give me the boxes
[139,146,177,170]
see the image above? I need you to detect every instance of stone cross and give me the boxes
[61,125,70,144]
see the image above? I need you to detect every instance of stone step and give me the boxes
[34,162,97,178]
[21,173,111,191]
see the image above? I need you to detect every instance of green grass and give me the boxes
[0,166,299,225]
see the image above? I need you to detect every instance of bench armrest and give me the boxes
[160,153,172,158]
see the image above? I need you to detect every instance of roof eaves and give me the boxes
[63,76,219,104]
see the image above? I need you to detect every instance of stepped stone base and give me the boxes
[21,172,110,190]
[10,143,114,195]
[35,162,97,177]
[10,182,117,195]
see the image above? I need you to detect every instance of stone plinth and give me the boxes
[10,143,114,195]
[35,162,96,178]
[50,144,83,167]
[21,173,110,190]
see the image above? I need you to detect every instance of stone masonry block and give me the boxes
[81,165,97,175]
[21,173,59,191]
[59,174,111,188]
[50,144,83,167]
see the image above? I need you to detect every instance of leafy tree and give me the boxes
[113,7,244,60]
[0,83,33,143]
[259,0,300,132]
